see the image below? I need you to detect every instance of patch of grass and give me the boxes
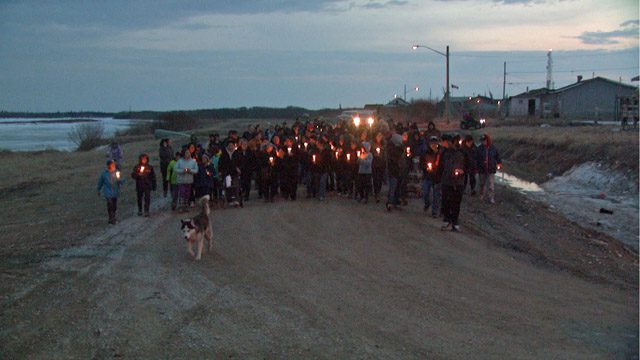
[488,125,639,183]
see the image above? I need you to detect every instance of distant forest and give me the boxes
[0,106,342,120]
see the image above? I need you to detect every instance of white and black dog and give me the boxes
[180,196,213,260]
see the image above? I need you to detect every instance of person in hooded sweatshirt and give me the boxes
[174,150,199,212]
[420,136,441,218]
[130,153,157,217]
[476,133,502,204]
[438,135,467,232]
[356,142,373,204]
[97,160,124,224]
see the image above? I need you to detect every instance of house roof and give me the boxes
[385,97,411,107]
[510,76,638,99]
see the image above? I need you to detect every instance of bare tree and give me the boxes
[68,123,105,151]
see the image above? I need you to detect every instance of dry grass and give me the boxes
[0,134,195,263]
[488,125,639,183]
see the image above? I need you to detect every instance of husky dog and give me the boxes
[180,196,213,260]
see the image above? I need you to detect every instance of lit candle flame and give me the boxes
[115,171,121,179]
[312,154,317,163]
[357,151,361,157]
[376,147,380,155]
[353,116,361,127]
[367,117,374,127]
[140,166,145,173]
[346,153,351,161]
[427,162,432,171]
[288,147,292,155]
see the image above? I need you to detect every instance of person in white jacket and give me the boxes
[174,150,199,212]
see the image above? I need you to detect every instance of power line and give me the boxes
[508,66,637,74]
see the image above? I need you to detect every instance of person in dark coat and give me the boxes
[462,134,478,196]
[238,138,257,201]
[438,135,467,232]
[476,133,502,204]
[159,138,174,198]
[257,143,279,202]
[280,138,300,200]
[309,141,331,201]
[420,136,441,218]
[385,133,403,211]
[194,154,216,200]
[131,153,157,217]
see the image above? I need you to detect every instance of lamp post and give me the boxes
[412,44,450,123]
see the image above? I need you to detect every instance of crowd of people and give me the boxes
[97,118,502,232]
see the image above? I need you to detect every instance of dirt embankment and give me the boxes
[490,125,639,184]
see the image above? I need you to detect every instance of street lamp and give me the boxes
[412,44,450,123]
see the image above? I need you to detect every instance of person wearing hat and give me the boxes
[438,135,466,232]
[462,134,478,196]
[371,131,387,203]
[97,160,124,224]
[130,153,157,217]
[477,133,502,204]
[420,136,441,217]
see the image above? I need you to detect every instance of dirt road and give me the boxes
[1,194,637,359]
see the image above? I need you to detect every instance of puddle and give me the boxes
[495,172,544,194]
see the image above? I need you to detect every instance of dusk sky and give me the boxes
[1,0,638,112]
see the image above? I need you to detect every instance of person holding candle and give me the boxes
[345,140,359,199]
[476,133,502,204]
[131,153,157,217]
[281,137,300,201]
[194,154,216,200]
[97,160,124,225]
[174,150,199,212]
[462,134,478,196]
[371,132,386,203]
[258,143,279,202]
[219,139,243,206]
[420,136,441,218]
[356,142,373,204]
[438,135,467,232]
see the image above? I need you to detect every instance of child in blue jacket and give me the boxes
[97,160,124,224]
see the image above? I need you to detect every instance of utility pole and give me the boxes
[502,61,506,100]
[445,45,450,124]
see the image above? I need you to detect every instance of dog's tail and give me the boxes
[199,195,211,216]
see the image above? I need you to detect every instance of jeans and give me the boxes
[422,179,441,216]
[387,176,400,205]
[479,173,495,201]
[136,187,151,213]
[318,173,328,199]
[177,184,192,208]
[106,197,118,222]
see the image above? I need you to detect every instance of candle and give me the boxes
[139,166,145,174]
[304,142,308,150]
[454,169,461,176]
[346,153,351,162]
[269,156,274,165]
[206,171,211,176]
[376,147,380,155]
[353,116,361,127]
[312,154,317,163]
[367,117,374,127]
[335,151,339,159]
[115,171,121,179]
[357,150,361,157]
[288,147,292,155]
[497,164,502,170]
[295,136,299,142]
[406,147,411,157]
[427,162,433,171]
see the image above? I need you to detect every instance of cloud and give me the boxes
[576,19,639,45]
[361,0,409,9]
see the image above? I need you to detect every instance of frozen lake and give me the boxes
[0,117,137,151]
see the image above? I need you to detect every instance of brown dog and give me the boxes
[180,196,213,260]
